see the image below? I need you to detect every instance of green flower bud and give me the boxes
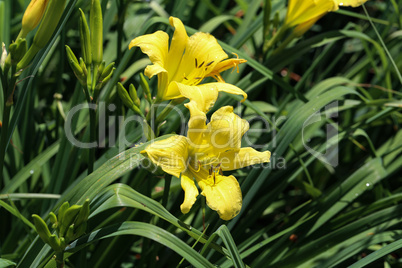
[32,214,52,244]
[129,84,141,107]
[65,224,75,243]
[75,199,90,228]
[79,8,91,66]
[79,57,88,77]
[97,61,105,80]
[117,82,134,107]
[96,67,114,90]
[99,62,114,82]
[49,212,58,229]
[59,237,66,250]
[21,0,49,38]
[117,82,144,117]
[33,0,66,49]
[57,201,69,225]
[7,38,27,67]
[59,205,81,237]
[90,0,103,65]
[139,73,152,104]
[66,45,85,85]
[13,39,27,64]
[48,234,62,251]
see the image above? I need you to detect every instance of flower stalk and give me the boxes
[66,0,114,174]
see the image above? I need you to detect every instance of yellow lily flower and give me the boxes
[129,17,247,112]
[285,0,368,29]
[141,102,271,220]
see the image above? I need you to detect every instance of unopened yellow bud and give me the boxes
[21,0,49,38]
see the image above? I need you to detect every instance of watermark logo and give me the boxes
[63,101,340,169]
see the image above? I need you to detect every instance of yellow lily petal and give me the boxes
[285,0,337,27]
[129,31,169,76]
[172,82,219,112]
[171,32,228,84]
[207,106,249,151]
[166,17,189,80]
[144,64,167,79]
[198,174,242,221]
[144,65,169,101]
[293,15,325,37]
[213,82,247,103]
[335,0,368,7]
[206,57,247,80]
[170,81,246,112]
[180,171,199,214]
[217,147,271,171]
[185,104,249,165]
[184,101,211,161]
[141,135,189,178]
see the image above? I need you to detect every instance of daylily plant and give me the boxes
[129,17,247,112]
[285,0,368,35]
[141,101,271,220]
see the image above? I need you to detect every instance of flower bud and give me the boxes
[7,38,27,66]
[139,73,152,104]
[32,214,52,244]
[48,234,62,251]
[95,66,114,90]
[33,0,66,49]
[57,202,69,225]
[90,0,103,65]
[117,83,144,117]
[97,61,105,80]
[65,224,75,242]
[66,45,86,85]
[79,57,88,77]
[59,204,81,237]
[49,211,58,229]
[21,0,49,38]
[98,62,114,82]
[17,0,67,70]
[79,8,92,66]
[74,199,90,228]
[1,43,7,70]
[129,84,141,107]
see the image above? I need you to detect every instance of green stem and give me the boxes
[161,175,171,208]
[88,102,96,174]
[55,251,64,268]
[146,103,158,136]
[155,100,178,125]
[262,25,288,54]
[0,66,16,183]
[272,31,297,55]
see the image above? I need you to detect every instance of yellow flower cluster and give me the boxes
[130,17,271,220]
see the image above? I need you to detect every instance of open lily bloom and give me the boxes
[141,102,271,220]
[129,17,247,112]
[285,0,368,29]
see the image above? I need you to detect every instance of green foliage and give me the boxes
[1,0,402,267]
